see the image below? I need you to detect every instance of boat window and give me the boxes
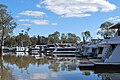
[57,55,75,57]
[59,44,64,47]
[57,49,76,51]
[118,29,120,36]
[47,45,54,47]
[111,44,116,51]
[98,47,103,54]
[92,48,97,53]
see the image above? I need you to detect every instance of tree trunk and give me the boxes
[0,40,3,55]
[0,27,5,55]
[0,48,2,55]
[83,37,86,44]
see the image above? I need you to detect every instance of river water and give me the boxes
[0,53,120,80]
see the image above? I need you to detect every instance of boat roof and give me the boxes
[99,36,120,44]
[87,44,98,48]
[109,23,120,29]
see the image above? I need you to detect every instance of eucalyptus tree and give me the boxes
[30,36,37,46]
[15,33,31,47]
[82,31,92,43]
[97,22,116,39]
[61,33,67,43]
[41,36,47,44]
[53,31,60,43]
[67,33,80,43]
[47,31,60,44]
[47,34,54,44]
[36,35,41,45]
[36,35,47,45]
[25,27,31,34]
[4,36,16,47]
[0,4,16,54]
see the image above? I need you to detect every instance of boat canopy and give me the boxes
[109,23,120,29]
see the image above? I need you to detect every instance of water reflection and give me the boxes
[3,54,78,72]
[99,73,120,80]
[0,53,120,80]
[0,56,15,80]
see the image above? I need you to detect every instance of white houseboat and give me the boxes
[16,47,29,52]
[100,23,120,63]
[44,44,56,53]
[52,43,79,59]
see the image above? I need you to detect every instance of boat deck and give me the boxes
[79,58,120,71]
[79,58,94,70]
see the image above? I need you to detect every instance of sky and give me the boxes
[0,0,120,38]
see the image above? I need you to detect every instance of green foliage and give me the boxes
[4,36,16,47]
[67,33,80,43]
[82,31,92,43]
[4,31,81,47]
[0,4,16,53]
[15,33,31,47]
[30,36,37,46]
[84,71,91,76]
[47,31,80,44]
[97,22,116,39]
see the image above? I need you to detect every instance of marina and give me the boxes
[0,1,120,80]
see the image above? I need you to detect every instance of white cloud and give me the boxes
[15,16,20,18]
[17,28,24,31]
[18,19,49,25]
[107,16,120,22]
[21,24,32,27]
[19,10,46,17]
[19,19,30,22]
[36,4,41,8]
[51,23,58,25]
[31,20,49,25]
[41,0,117,18]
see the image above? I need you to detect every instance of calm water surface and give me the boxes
[0,53,120,80]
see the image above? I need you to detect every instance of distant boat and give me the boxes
[15,47,29,52]
[52,43,79,58]
[44,44,56,53]
[29,45,47,54]
[16,52,29,56]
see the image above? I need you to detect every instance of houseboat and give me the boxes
[84,43,98,58]
[15,47,29,52]
[99,23,120,63]
[52,43,79,59]
[44,44,56,53]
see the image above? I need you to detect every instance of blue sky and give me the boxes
[0,0,120,38]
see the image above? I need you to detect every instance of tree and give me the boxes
[25,27,31,34]
[47,34,54,44]
[4,36,16,47]
[97,22,116,39]
[53,31,60,43]
[47,31,60,44]
[61,33,67,43]
[81,31,92,43]
[0,4,16,54]
[15,33,31,47]
[66,33,80,43]
[30,36,37,46]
